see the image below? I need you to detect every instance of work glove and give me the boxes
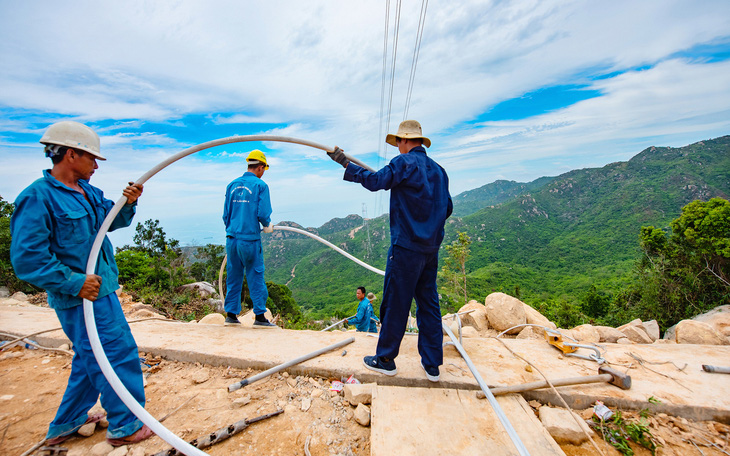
[263,224,274,233]
[327,147,350,168]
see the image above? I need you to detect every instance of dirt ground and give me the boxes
[1,345,729,456]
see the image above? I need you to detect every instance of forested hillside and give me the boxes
[263,136,730,319]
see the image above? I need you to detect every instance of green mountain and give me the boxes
[263,136,730,318]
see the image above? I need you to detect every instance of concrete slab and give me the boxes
[371,386,564,456]
[2,303,729,422]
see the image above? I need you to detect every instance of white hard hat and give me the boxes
[40,121,106,160]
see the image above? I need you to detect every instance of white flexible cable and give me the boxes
[84,135,362,456]
[273,225,385,276]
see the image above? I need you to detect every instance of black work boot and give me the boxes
[253,313,277,329]
[224,312,241,326]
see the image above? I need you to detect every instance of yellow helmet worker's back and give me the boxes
[247,150,269,169]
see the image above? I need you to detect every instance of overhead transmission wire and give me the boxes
[374,0,391,218]
[403,0,429,120]
[375,0,402,216]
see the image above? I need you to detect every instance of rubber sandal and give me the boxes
[107,424,154,447]
[46,412,106,445]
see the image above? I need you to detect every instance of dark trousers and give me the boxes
[376,245,443,368]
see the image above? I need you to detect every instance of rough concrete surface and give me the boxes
[2,303,729,424]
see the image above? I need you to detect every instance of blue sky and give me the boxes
[1,0,729,247]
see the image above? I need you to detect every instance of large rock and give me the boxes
[516,325,544,340]
[458,300,489,331]
[620,325,653,344]
[10,291,28,301]
[0,286,9,298]
[665,305,730,340]
[538,406,592,444]
[484,293,526,334]
[199,313,225,325]
[523,304,556,330]
[641,320,660,341]
[675,320,729,345]
[594,326,626,343]
[178,281,216,297]
[570,324,600,343]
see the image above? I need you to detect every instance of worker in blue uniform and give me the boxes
[347,286,379,333]
[10,121,154,446]
[328,120,452,382]
[222,150,277,328]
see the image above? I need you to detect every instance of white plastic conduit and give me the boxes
[84,135,366,456]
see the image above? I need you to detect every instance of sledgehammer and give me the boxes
[476,365,631,399]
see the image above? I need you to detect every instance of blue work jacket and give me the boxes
[223,172,272,241]
[348,298,378,333]
[344,146,453,253]
[10,170,137,310]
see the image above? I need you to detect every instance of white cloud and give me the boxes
[1,0,729,245]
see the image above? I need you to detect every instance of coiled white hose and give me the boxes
[84,135,363,456]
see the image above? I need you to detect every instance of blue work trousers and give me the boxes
[224,237,268,315]
[376,245,443,369]
[48,293,145,440]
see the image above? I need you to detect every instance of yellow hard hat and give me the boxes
[247,150,269,169]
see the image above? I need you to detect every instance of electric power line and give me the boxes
[404,0,429,120]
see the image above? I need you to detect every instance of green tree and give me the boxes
[636,198,730,329]
[439,232,472,308]
[0,196,37,293]
[116,219,190,291]
[189,244,226,285]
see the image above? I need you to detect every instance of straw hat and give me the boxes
[385,120,431,148]
[367,292,377,301]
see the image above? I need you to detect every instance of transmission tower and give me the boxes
[362,203,373,258]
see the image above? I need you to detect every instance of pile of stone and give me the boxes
[442,292,730,346]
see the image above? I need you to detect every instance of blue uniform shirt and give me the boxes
[348,298,379,333]
[10,170,137,310]
[344,146,453,253]
[223,172,272,240]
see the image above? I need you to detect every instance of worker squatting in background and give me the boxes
[347,286,379,333]
[328,120,453,382]
[9,121,154,446]
[222,150,277,328]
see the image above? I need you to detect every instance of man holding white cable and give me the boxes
[10,121,153,446]
[328,120,453,382]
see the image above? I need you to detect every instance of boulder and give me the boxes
[620,325,653,344]
[240,309,276,328]
[523,304,556,330]
[617,318,642,331]
[10,291,28,301]
[484,292,526,334]
[570,324,600,343]
[641,320,661,341]
[178,281,216,297]
[516,325,544,340]
[461,326,480,338]
[0,286,9,298]
[538,406,592,444]
[208,298,225,314]
[616,337,632,344]
[199,313,225,325]
[344,383,374,405]
[594,326,626,343]
[675,320,729,345]
[458,300,489,331]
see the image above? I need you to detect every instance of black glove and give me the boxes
[327,147,350,168]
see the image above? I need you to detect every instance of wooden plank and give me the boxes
[371,386,564,456]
